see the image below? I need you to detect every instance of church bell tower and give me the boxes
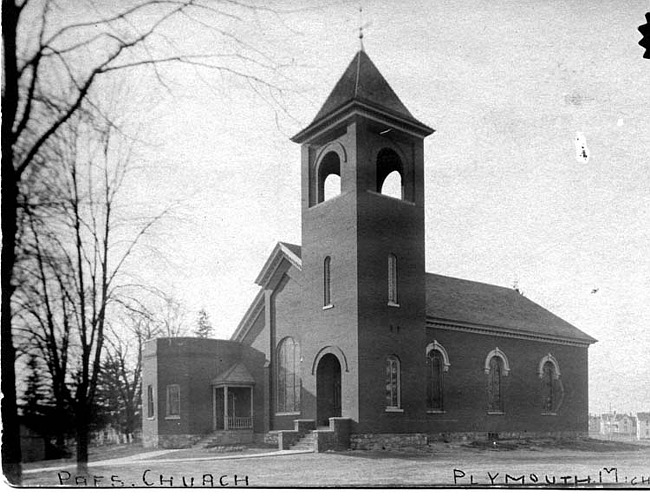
[292,49,434,430]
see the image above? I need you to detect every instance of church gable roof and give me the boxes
[254,241,302,289]
[425,273,597,344]
[232,243,596,346]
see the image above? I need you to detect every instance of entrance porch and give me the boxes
[209,363,255,445]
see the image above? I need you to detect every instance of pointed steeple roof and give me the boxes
[292,50,433,143]
[314,50,415,122]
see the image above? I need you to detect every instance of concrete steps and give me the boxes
[289,431,317,451]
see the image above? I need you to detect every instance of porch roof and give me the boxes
[211,363,255,386]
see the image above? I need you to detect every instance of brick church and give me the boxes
[142,49,596,450]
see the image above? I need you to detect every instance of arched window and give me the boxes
[323,257,332,307]
[277,338,301,413]
[385,356,401,410]
[541,361,555,413]
[388,254,398,306]
[539,354,563,414]
[487,356,505,413]
[323,174,341,201]
[377,148,406,200]
[427,350,445,411]
[318,152,341,203]
[380,170,403,199]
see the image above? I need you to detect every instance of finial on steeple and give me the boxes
[358,5,365,51]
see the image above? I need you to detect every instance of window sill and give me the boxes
[541,412,557,416]
[275,411,301,416]
[146,416,155,421]
[322,304,334,310]
[387,302,400,308]
[164,415,181,420]
[487,411,504,415]
[427,410,446,414]
[385,407,404,413]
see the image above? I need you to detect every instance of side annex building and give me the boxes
[142,49,596,450]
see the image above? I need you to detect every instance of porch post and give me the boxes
[224,385,229,431]
[212,387,216,431]
[249,386,254,429]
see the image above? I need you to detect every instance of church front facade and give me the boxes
[142,50,596,450]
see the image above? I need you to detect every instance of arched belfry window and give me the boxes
[277,337,301,413]
[388,254,398,306]
[539,354,563,414]
[323,257,332,308]
[377,148,404,200]
[318,151,341,203]
[385,355,401,410]
[380,171,403,199]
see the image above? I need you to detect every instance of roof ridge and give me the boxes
[426,271,514,292]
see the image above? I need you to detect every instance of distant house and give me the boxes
[600,413,637,438]
[636,412,650,440]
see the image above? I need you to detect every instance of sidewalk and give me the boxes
[23,448,313,474]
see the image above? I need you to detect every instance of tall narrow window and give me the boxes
[542,361,555,413]
[166,384,180,418]
[385,356,401,410]
[147,385,155,418]
[277,337,301,413]
[539,355,562,414]
[487,357,504,413]
[427,351,445,411]
[323,257,332,307]
[388,254,398,305]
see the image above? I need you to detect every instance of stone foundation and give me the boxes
[201,430,254,446]
[350,433,428,450]
[263,431,280,445]
[350,430,586,450]
[143,434,203,449]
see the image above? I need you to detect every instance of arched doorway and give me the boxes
[316,353,341,426]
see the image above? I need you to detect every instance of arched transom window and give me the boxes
[426,341,450,412]
[539,354,563,414]
[277,337,301,413]
[487,356,505,413]
[485,348,509,414]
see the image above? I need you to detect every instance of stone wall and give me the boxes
[350,433,428,450]
[145,434,203,449]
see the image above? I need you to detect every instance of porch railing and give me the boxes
[226,416,252,430]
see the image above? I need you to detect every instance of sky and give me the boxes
[101,0,650,415]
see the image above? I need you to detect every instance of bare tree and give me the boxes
[3,0,292,482]
[98,310,155,443]
[15,115,167,472]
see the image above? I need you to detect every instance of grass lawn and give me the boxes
[19,437,650,488]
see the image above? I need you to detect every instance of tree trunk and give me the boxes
[75,404,90,474]
[1,0,23,485]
